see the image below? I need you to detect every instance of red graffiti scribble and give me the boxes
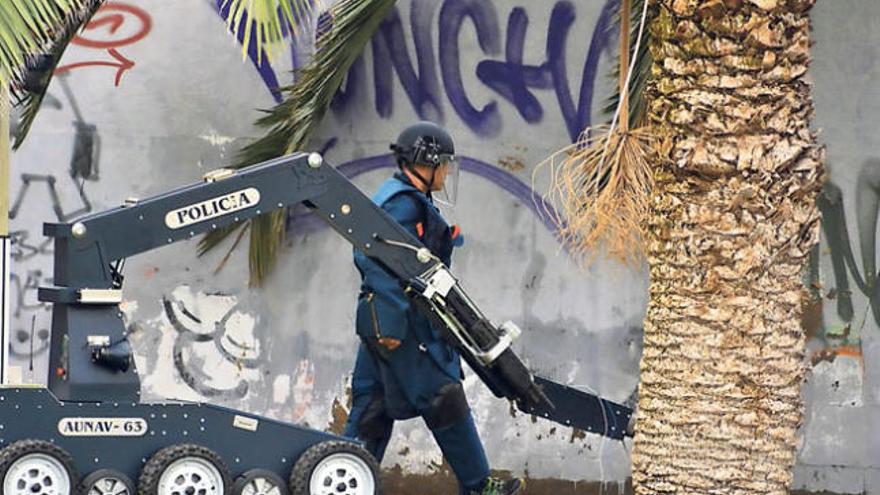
[56,2,151,86]
[55,48,135,86]
[84,13,126,36]
[71,3,152,49]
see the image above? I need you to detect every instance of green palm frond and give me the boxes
[603,0,654,128]
[199,0,398,286]
[0,0,94,90]
[11,0,104,149]
[236,0,397,166]
[224,0,315,64]
[197,222,247,258]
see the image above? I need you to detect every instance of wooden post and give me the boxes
[0,77,8,237]
[0,79,10,384]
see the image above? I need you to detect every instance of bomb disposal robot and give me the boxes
[0,153,632,495]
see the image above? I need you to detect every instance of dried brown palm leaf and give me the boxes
[540,125,654,266]
[537,0,654,268]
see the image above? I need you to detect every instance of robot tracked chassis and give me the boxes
[0,153,633,495]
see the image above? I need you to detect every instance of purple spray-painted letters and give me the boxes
[218,0,616,142]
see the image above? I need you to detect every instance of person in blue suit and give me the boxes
[343,122,523,495]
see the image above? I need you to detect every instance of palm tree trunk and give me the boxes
[631,1,824,494]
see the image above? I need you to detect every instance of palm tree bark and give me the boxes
[631,1,824,494]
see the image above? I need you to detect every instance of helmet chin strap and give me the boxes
[405,164,436,194]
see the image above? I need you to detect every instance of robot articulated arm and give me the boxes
[38,153,632,439]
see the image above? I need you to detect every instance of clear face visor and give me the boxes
[434,155,460,207]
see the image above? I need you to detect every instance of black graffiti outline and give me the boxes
[8,324,51,360]
[814,158,880,330]
[58,74,102,183]
[9,230,53,262]
[9,270,52,317]
[162,296,264,399]
[6,271,52,360]
[10,77,99,224]
[8,76,99,369]
[9,173,93,222]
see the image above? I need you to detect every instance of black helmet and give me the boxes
[390,121,455,169]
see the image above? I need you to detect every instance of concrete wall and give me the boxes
[5,0,879,492]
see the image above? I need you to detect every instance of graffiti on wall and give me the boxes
[346,0,615,140]
[7,73,101,377]
[799,163,873,410]
[7,271,52,367]
[211,0,596,245]
[806,159,880,352]
[133,286,322,424]
[220,0,616,142]
[56,2,153,86]
[163,295,259,399]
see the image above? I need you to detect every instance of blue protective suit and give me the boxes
[343,173,489,494]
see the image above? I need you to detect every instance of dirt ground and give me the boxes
[381,468,633,495]
[381,469,842,495]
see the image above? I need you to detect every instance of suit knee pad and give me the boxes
[357,394,393,440]
[423,382,470,430]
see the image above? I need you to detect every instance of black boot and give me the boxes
[471,476,525,495]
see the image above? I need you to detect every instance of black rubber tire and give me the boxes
[0,439,79,495]
[80,469,136,495]
[138,444,231,495]
[289,441,380,495]
[232,468,289,495]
